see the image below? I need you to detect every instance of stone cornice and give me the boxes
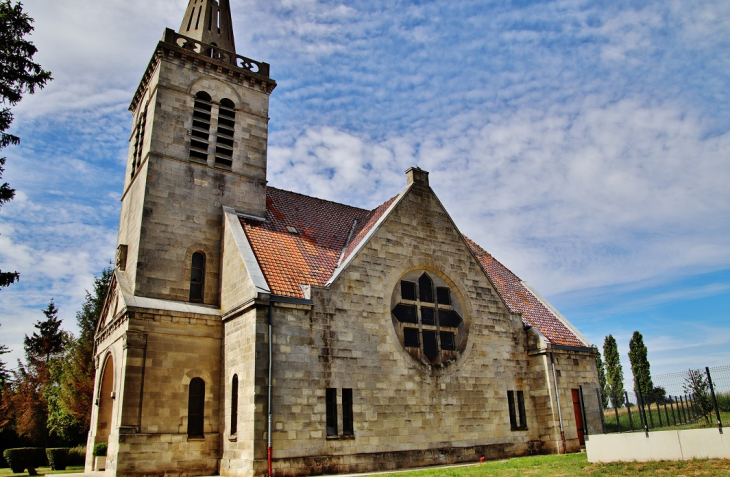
[130,28,277,112]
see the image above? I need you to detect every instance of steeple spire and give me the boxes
[179,0,236,53]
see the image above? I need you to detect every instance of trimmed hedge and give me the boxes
[2,447,48,474]
[46,448,70,471]
[67,445,86,466]
[93,442,107,457]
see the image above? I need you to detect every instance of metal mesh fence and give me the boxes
[601,365,728,434]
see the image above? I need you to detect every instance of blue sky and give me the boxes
[1,0,729,382]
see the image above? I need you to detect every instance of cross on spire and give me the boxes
[179,0,236,53]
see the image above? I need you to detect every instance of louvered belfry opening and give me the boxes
[130,107,147,178]
[190,92,212,162]
[215,98,236,168]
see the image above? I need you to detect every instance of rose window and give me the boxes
[391,271,465,365]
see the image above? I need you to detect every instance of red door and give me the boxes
[572,389,585,446]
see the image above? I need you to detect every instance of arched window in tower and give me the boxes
[190,91,212,163]
[130,107,147,178]
[187,377,205,438]
[215,98,236,168]
[230,374,238,435]
[189,252,206,302]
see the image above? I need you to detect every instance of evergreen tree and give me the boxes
[0,326,9,396]
[595,350,609,409]
[50,267,112,442]
[24,300,65,372]
[628,330,654,401]
[7,300,67,445]
[603,334,625,408]
[0,0,52,288]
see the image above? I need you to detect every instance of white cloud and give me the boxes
[3,0,729,373]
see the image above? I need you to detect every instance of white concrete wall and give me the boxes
[586,428,729,463]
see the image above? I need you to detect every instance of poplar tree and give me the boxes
[595,350,609,409]
[603,334,625,408]
[628,331,654,400]
[0,0,52,288]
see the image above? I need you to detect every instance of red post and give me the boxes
[268,447,272,476]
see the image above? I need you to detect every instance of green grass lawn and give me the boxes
[381,453,730,477]
[0,466,85,476]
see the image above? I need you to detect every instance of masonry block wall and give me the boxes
[119,46,271,305]
[239,180,550,476]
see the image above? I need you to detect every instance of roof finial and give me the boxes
[179,0,236,53]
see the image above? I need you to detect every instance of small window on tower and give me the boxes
[189,252,206,302]
[188,377,205,438]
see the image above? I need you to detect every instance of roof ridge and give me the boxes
[266,186,370,213]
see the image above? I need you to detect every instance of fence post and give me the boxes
[669,396,677,425]
[677,396,687,424]
[663,400,670,428]
[656,401,663,427]
[596,388,606,434]
[705,367,723,434]
[624,391,633,431]
[637,388,649,436]
[688,394,697,420]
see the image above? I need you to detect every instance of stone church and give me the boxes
[86,1,603,476]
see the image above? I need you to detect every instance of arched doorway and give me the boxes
[95,355,114,444]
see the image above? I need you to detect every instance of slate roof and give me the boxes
[240,186,586,347]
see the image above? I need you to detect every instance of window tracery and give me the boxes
[391,271,465,366]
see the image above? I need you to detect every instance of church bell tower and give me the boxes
[115,0,276,306]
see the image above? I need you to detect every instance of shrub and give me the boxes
[67,446,87,466]
[46,448,70,471]
[93,443,107,457]
[716,392,730,412]
[2,448,48,474]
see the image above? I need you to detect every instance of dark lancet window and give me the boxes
[419,273,434,303]
[342,389,354,436]
[215,98,236,168]
[188,378,205,438]
[230,374,238,435]
[517,390,527,428]
[326,388,338,436]
[189,252,206,302]
[507,390,517,429]
[190,91,212,162]
[508,390,527,430]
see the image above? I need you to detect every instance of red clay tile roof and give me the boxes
[464,237,585,347]
[241,187,585,347]
[241,187,377,298]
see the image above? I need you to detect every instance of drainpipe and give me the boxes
[550,352,566,454]
[267,300,273,477]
